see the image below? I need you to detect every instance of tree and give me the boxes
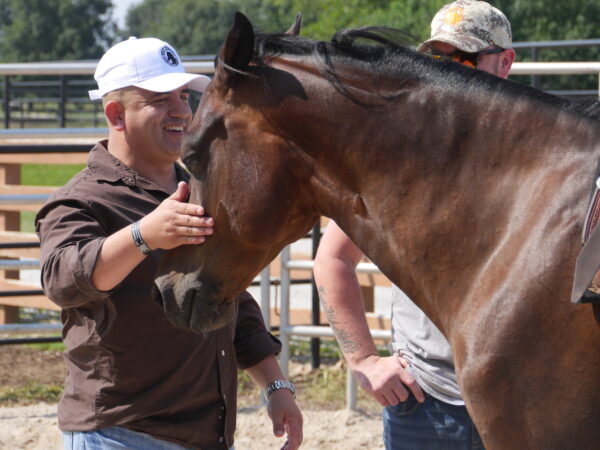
[125,0,245,55]
[0,0,115,62]
[123,0,599,92]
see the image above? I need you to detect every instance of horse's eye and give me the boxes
[182,155,198,172]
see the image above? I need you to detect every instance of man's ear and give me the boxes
[498,48,516,79]
[104,100,125,130]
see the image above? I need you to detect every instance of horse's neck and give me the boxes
[305,88,600,335]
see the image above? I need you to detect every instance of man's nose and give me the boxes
[170,95,192,118]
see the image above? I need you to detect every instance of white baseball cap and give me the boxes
[88,37,211,100]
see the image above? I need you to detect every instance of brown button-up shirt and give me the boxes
[35,141,281,449]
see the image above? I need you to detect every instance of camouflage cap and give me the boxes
[417,0,512,53]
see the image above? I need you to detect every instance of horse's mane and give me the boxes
[252,27,597,122]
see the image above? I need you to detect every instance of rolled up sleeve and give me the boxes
[36,198,116,309]
[234,290,281,369]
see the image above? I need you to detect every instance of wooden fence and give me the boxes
[0,130,102,323]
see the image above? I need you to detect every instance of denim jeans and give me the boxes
[62,427,195,450]
[383,393,485,450]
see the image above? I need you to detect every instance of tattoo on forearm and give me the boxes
[318,284,360,354]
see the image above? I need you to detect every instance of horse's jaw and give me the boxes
[152,272,236,334]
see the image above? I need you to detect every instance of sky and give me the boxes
[112,0,143,28]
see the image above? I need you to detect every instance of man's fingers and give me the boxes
[407,381,426,403]
[283,419,303,450]
[179,215,213,227]
[273,420,285,437]
[273,420,303,450]
[177,226,213,237]
[388,379,410,404]
[175,201,203,216]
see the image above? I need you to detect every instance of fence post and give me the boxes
[260,265,271,330]
[3,76,10,129]
[346,365,358,410]
[279,245,291,378]
[310,221,322,369]
[531,47,540,90]
[59,76,67,128]
[0,160,22,324]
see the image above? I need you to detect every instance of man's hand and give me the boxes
[267,389,303,450]
[140,181,214,250]
[351,354,425,406]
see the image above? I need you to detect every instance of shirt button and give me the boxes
[221,350,225,357]
[219,436,224,443]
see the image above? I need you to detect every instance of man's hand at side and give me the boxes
[351,354,425,406]
[267,389,303,450]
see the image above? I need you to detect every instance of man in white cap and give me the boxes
[314,2,515,449]
[36,37,302,449]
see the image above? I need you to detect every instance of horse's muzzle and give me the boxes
[152,274,236,334]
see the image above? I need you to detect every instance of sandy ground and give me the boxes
[0,402,384,449]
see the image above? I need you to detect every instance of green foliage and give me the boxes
[494,1,600,91]
[0,0,115,62]
[126,0,256,55]
[261,0,447,41]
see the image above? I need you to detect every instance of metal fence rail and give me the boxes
[0,41,599,129]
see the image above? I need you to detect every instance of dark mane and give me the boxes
[252,27,597,122]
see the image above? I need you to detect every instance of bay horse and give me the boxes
[153,13,600,448]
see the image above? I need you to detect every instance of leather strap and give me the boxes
[571,215,600,303]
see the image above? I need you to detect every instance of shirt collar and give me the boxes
[87,140,190,190]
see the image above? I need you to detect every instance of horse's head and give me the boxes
[152,13,319,333]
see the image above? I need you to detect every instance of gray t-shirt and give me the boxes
[391,285,464,405]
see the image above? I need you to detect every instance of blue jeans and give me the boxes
[383,393,485,450]
[62,427,193,450]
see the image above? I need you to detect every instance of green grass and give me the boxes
[20,163,85,232]
[0,382,62,405]
[237,337,385,411]
[21,163,85,186]
[25,342,65,352]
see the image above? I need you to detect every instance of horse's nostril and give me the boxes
[151,284,165,309]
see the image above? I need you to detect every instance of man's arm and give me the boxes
[91,181,213,291]
[313,221,424,406]
[245,356,303,450]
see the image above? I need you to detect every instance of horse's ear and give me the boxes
[285,13,302,36]
[220,12,255,72]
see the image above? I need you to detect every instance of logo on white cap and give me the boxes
[161,46,179,67]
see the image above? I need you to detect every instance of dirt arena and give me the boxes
[0,345,384,449]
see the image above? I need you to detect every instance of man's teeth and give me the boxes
[165,126,184,131]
